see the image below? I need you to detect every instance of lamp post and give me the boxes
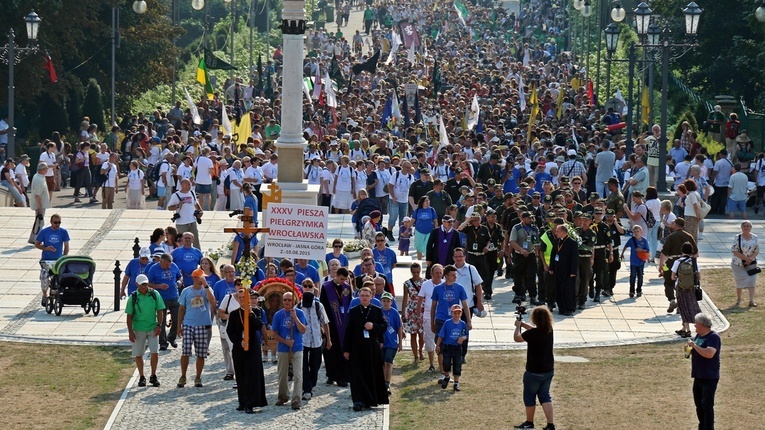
[112,2,147,128]
[1,10,41,160]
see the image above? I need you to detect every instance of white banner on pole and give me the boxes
[264,203,329,260]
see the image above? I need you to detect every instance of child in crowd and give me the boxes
[380,292,403,395]
[398,217,412,256]
[437,304,468,392]
[620,225,650,298]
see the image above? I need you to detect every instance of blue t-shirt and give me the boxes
[146,262,181,300]
[249,268,266,286]
[171,246,203,287]
[178,286,213,326]
[412,207,438,234]
[212,279,237,305]
[503,168,520,193]
[244,194,259,225]
[534,172,553,194]
[124,257,154,295]
[36,226,70,261]
[353,262,386,277]
[349,296,391,309]
[295,264,320,284]
[205,273,221,289]
[438,318,468,346]
[372,247,397,281]
[233,234,259,263]
[381,307,402,348]
[626,236,649,267]
[431,282,468,321]
[325,252,350,268]
[271,308,308,353]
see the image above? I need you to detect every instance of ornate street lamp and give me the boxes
[633,2,652,35]
[647,22,662,46]
[682,2,703,36]
[604,22,620,55]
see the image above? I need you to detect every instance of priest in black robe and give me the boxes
[320,267,352,387]
[226,291,268,413]
[343,286,389,411]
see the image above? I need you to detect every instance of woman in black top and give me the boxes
[513,307,556,430]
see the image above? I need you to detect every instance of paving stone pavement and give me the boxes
[107,332,386,430]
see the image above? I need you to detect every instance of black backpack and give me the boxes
[148,160,168,183]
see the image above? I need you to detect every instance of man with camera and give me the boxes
[167,178,203,249]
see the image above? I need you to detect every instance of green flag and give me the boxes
[454,0,469,26]
[431,57,442,99]
[195,57,214,100]
[330,56,346,88]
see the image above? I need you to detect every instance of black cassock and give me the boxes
[343,304,389,408]
[226,308,268,409]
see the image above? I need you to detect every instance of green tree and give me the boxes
[38,93,70,141]
[82,79,106,130]
[67,84,84,136]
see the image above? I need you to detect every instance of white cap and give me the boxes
[567,149,577,156]
[139,247,151,258]
[136,274,149,285]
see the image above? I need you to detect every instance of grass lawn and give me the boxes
[0,343,134,430]
[390,268,764,430]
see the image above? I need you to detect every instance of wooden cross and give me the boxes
[261,181,282,209]
[223,208,270,350]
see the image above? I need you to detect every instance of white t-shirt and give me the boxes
[262,162,278,181]
[646,198,661,225]
[389,171,413,203]
[227,167,243,191]
[321,168,335,194]
[167,189,198,224]
[15,164,30,187]
[375,168,392,197]
[304,163,322,185]
[39,152,57,177]
[101,161,118,187]
[127,168,144,190]
[177,163,194,183]
[157,161,171,188]
[754,159,765,187]
[334,165,354,192]
[195,156,213,185]
[418,279,437,317]
[245,165,264,185]
[455,263,482,308]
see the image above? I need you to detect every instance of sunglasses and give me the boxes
[376,239,385,242]
[333,245,343,248]
[51,221,61,225]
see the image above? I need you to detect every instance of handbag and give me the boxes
[698,193,711,219]
[694,285,703,301]
[737,235,761,276]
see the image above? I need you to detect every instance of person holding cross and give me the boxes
[226,287,268,413]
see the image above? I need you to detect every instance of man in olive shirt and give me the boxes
[575,213,596,309]
[605,178,625,218]
[126,274,165,387]
[659,218,698,313]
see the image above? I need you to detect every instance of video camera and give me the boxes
[515,305,527,321]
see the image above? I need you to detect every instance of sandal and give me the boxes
[749,301,758,307]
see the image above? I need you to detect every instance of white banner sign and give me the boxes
[264,203,329,260]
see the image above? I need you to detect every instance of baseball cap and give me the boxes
[381,292,394,301]
[136,274,149,285]
[139,247,151,258]
[442,215,454,222]
[450,304,463,311]
[191,268,206,278]
[567,149,577,156]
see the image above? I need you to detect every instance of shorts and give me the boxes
[422,317,436,352]
[132,330,160,356]
[382,347,398,364]
[433,319,446,344]
[181,325,210,358]
[726,198,746,213]
[195,183,212,194]
[45,175,55,191]
[441,344,462,376]
[157,186,167,197]
[523,370,554,406]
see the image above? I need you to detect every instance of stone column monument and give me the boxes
[267,0,319,206]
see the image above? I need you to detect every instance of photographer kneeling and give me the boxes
[167,178,203,249]
[513,307,556,430]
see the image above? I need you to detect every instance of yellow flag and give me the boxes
[527,83,539,137]
[641,85,650,125]
[234,112,252,144]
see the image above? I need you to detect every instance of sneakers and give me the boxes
[438,374,445,383]
[41,297,47,307]
[149,375,160,387]
[453,382,460,392]
[138,376,147,387]
[667,300,678,313]
[440,375,450,389]
[302,392,312,401]
[223,373,235,381]
[89,198,98,204]
[514,421,535,429]
[177,376,186,388]
[542,424,556,430]
[194,377,203,387]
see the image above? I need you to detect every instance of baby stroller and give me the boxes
[44,256,100,316]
